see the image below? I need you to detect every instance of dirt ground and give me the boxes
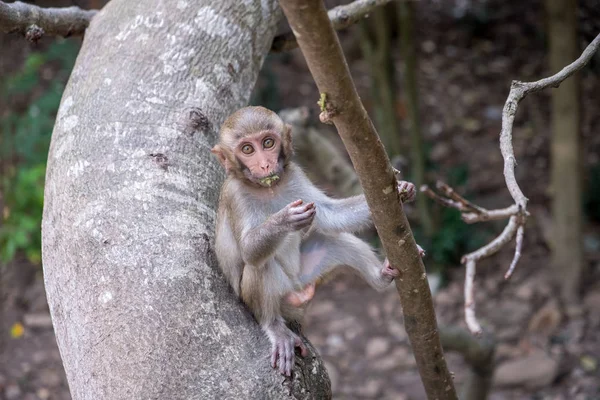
[1,0,600,399]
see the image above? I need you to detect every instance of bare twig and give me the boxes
[0,1,97,40]
[277,1,457,399]
[271,0,394,52]
[423,32,600,334]
[505,224,524,279]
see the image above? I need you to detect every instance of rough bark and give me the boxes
[547,0,584,303]
[277,1,457,399]
[41,1,330,399]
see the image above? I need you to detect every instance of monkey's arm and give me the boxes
[239,199,315,266]
[292,166,416,233]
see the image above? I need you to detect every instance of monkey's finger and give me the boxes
[290,202,315,215]
[289,208,316,221]
[295,337,308,357]
[279,342,290,375]
[285,339,294,376]
[398,181,416,202]
[271,345,278,368]
[288,199,304,208]
[278,343,286,375]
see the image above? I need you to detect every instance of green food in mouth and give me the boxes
[259,175,280,187]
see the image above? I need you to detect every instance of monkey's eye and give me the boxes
[241,144,254,154]
[263,138,275,149]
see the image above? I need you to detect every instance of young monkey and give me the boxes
[212,106,421,376]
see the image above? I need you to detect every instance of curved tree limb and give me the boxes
[271,0,394,52]
[0,1,97,40]
[422,32,600,334]
[41,1,330,398]
[277,1,458,399]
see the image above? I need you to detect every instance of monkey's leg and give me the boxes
[284,282,316,307]
[241,265,308,376]
[299,232,395,291]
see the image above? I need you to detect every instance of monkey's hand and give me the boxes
[397,180,416,203]
[267,319,308,376]
[275,199,316,231]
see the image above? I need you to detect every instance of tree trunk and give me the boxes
[41,1,330,399]
[547,0,584,303]
[398,1,434,237]
[357,6,402,157]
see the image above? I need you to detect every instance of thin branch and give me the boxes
[505,224,524,279]
[422,32,600,334]
[464,260,482,335]
[500,34,600,210]
[0,1,97,40]
[271,0,394,52]
[277,1,457,399]
[461,216,519,265]
[421,183,520,223]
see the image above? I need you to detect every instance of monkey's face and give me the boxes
[234,131,285,188]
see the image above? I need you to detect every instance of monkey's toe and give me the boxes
[382,260,400,279]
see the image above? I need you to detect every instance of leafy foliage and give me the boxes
[1,164,45,263]
[0,39,79,264]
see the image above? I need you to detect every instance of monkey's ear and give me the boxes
[283,124,294,157]
[211,145,228,168]
[284,124,293,143]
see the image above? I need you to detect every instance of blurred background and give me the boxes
[1,0,599,399]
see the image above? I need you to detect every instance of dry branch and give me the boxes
[271,0,394,52]
[277,1,457,399]
[0,1,97,40]
[422,32,600,335]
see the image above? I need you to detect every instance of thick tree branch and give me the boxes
[271,0,394,52]
[422,32,600,334]
[277,1,458,399]
[0,1,97,40]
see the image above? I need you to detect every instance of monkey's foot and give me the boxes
[284,282,316,307]
[267,321,307,376]
[417,244,426,257]
[382,259,400,280]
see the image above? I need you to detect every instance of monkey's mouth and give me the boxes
[258,174,280,187]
